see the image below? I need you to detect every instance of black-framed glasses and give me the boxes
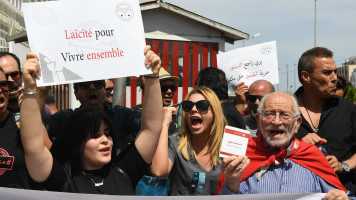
[161,84,177,93]
[181,100,210,112]
[247,94,263,102]
[105,87,113,92]
[77,81,105,90]
[5,71,21,80]
[0,80,13,92]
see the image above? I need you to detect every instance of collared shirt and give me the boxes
[294,86,356,192]
[294,86,356,161]
[220,159,356,199]
[220,159,337,194]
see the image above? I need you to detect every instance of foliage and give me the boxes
[345,85,356,102]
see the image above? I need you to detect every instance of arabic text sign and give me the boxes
[23,0,150,86]
[217,41,279,93]
[219,126,250,158]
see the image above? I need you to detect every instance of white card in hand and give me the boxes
[219,125,250,158]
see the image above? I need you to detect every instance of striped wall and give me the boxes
[51,39,218,110]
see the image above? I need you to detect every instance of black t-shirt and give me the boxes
[0,112,31,189]
[32,144,149,195]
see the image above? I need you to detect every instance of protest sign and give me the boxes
[219,126,250,158]
[23,0,150,86]
[217,41,279,93]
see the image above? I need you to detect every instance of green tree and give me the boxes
[345,85,356,102]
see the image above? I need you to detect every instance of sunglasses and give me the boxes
[181,100,210,112]
[77,81,105,90]
[5,71,21,80]
[0,80,14,92]
[105,87,113,92]
[247,94,263,102]
[161,84,177,93]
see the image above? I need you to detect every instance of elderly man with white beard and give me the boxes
[217,92,353,200]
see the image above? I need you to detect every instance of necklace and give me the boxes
[301,94,318,133]
[81,167,107,187]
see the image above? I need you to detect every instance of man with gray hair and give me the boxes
[218,92,351,199]
[234,80,275,136]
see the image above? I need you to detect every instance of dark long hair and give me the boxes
[195,67,229,101]
[50,108,117,175]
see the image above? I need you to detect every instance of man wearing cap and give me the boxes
[134,68,180,134]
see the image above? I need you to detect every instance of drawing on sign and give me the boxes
[115,3,134,21]
[39,53,83,83]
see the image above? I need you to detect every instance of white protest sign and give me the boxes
[217,41,279,93]
[23,0,150,86]
[219,126,250,158]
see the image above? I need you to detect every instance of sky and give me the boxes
[140,0,356,92]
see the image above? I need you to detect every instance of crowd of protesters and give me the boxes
[0,46,355,200]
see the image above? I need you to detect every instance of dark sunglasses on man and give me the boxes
[161,84,177,93]
[77,80,105,90]
[106,87,114,93]
[5,71,22,80]
[0,80,14,92]
[247,94,264,102]
[181,100,210,112]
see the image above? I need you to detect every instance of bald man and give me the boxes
[236,80,275,136]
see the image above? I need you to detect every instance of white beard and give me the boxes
[260,121,298,150]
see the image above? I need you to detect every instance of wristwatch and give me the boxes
[341,162,350,174]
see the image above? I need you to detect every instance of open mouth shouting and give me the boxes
[87,93,99,105]
[0,95,6,110]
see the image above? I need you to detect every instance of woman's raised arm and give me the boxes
[135,45,163,164]
[20,53,53,182]
[150,106,175,177]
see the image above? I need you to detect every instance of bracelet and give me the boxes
[22,91,39,95]
[143,75,159,79]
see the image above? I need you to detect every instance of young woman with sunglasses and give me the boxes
[150,86,227,195]
[20,46,163,194]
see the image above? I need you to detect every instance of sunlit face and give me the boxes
[248,82,273,117]
[74,82,106,111]
[308,57,337,98]
[185,93,214,136]
[105,79,114,104]
[0,72,8,115]
[256,93,301,150]
[0,55,22,99]
[82,121,113,170]
[160,79,175,107]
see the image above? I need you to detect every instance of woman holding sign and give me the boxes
[151,86,247,195]
[20,46,163,195]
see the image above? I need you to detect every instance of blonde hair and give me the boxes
[177,86,227,166]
